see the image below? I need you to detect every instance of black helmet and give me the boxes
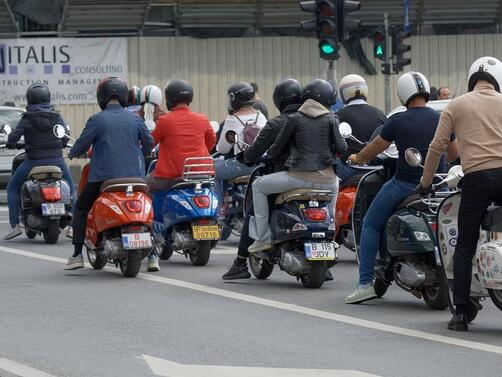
[26,83,51,105]
[228,82,254,112]
[97,77,128,110]
[165,79,193,110]
[273,78,303,112]
[303,79,337,108]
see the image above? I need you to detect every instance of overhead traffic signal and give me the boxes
[373,30,386,61]
[336,0,361,41]
[392,29,412,73]
[299,1,318,32]
[318,1,340,60]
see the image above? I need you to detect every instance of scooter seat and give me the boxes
[100,178,149,193]
[28,166,63,180]
[482,207,502,232]
[274,189,332,205]
[396,194,428,211]
[229,175,249,185]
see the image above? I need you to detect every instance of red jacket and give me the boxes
[152,107,216,179]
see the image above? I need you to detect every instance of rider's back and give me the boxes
[152,107,215,179]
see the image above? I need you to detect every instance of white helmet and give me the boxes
[468,56,502,92]
[396,72,431,107]
[140,85,163,107]
[339,74,368,104]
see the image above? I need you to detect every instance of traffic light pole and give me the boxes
[326,59,336,94]
[384,12,391,114]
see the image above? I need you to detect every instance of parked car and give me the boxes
[0,106,25,188]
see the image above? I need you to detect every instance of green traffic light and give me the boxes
[376,45,384,57]
[320,42,336,55]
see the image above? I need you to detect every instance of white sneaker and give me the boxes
[4,225,22,240]
[66,226,73,239]
[147,254,160,272]
[248,240,274,253]
[345,284,377,304]
[63,254,84,270]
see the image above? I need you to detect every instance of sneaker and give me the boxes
[447,314,468,331]
[3,225,22,240]
[345,284,378,304]
[222,259,251,280]
[66,226,73,239]
[248,240,273,253]
[63,254,84,270]
[147,254,160,272]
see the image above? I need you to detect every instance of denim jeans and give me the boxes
[214,157,254,205]
[250,171,339,242]
[7,157,76,226]
[358,177,416,285]
[337,162,361,184]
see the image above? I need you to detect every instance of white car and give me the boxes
[387,99,450,118]
[0,106,25,188]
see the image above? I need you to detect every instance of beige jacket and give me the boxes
[422,82,502,186]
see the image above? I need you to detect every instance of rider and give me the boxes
[336,74,387,183]
[248,79,347,253]
[4,83,75,240]
[139,84,164,131]
[63,77,153,270]
[222,78,303,280]
[126,85,142,113]
[344,72,456,304]
[214,82,267,206]
[419,56,502,331]
[147,79,215,191]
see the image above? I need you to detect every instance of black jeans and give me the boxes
[454,167,502,306]
[72,181,103,246]
[237,202,254,259]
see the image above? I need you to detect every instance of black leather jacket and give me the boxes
[243,103,300,172]
[268,99,347,171]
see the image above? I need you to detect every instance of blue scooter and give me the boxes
[150,157,220,266]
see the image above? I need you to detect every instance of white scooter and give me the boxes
[406,148,502,320]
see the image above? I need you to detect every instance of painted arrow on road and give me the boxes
[143,355,382,377]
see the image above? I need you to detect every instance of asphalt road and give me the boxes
[1,207,502,377]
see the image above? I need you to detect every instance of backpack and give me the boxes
[235,112,261,145]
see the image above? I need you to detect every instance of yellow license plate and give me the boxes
[192,225,220,240]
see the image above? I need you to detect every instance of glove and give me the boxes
[416,182,432,196]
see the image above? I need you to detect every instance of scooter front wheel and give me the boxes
[159,244,173,260]
[189,241,211,266]
[488,289,502,311]
[422,279,449,310]
[249,255,274,279]
[119,250,142,277]
[87,247,107,270]
[300,261,327,289]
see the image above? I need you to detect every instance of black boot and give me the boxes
[447,314,468,331]
[222,258,251,280]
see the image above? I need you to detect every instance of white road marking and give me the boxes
[2,245,502,356]
[142,355,381,377]
[0,358,56,377]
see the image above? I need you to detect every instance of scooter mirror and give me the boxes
[404,148,422,167]
[210,121,220,134]
[1,124,12,135]
[339,122,352,139]
[447,165,464,179]
[53,124,66,139]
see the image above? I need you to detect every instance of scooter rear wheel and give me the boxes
[119,250,142,277]
[189,241,211,266]
[43,219,60,244]
[488,289,502,311]
[300,261,327,289]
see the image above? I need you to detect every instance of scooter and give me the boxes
[54,125,154,277]
[150,157,220,266]
[0,124,72,244]
[406,148,502,319]
[219,174,248,240]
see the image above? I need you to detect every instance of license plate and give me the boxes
[304,242,337,260]
[122,233,152,249]
[192,225,220,240]
[41,203,65,216]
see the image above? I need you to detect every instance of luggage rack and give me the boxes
[182,157,215,183]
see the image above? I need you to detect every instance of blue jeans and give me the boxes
[214,157,254,205]
[358,177,416,285]
[337,162,361,184]
[7,157,76,226]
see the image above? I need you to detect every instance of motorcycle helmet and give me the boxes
[97,77,128,110]
[396,72,431,107]
[339,74,368,104]
[227,82,254,112]
[165,79,193,110]
[272,78,303,112]
[303,79,337,108]
[127,85,141,107]
[26,83,51,105]
[140,85,163,107]
[468,56,502,92]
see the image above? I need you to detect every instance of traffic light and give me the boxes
[373,30,386,61]
[299,1,318,33]
[392,29,412,73]
[336,0,361,41]
[317,1,340,60]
